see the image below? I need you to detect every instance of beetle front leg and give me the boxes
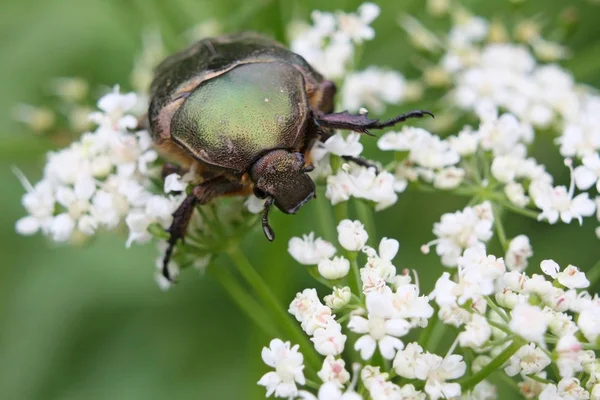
[314,109,434,136]
[162,176,244,282]
[341,156,379,173]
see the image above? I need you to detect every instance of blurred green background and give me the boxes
[1,1,600,399]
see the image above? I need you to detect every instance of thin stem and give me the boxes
[208,265,279,338]
[227,246,321,372]
[484,295,509,323]
[459,338,525,392]
[488,320,511,335]
[500,201,541,220]
[491,203,508,250]
[418,314,437,350]
[348,254,363,300]
[425,318,448,353]
[354,200,377,246]
[315,191,337,243]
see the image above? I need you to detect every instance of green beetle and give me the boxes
[149,33,432,280]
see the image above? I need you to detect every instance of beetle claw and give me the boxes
[262,197,275,241]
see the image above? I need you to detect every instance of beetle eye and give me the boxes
[295,153,304,163]
[253,187,267,199]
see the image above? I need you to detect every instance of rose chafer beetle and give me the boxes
[148,33,432,281]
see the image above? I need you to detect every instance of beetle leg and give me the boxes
[262,197,275,241]
[314,109,434,136]
[162,176,244,282]
[341,156,379,173]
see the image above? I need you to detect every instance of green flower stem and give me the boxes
[586,258,600,287]
[315,190,337,243]
[491,204,508,250]
[459,338,525,393]
[500,201,541,220]
[227,245,321,372]
[347,253,363,300]
[425,317,448,353]
[334,201,349,225]
[208,265,279,338]
[484,295,509,322]
[418,313,437,350]
[355,199,377,246]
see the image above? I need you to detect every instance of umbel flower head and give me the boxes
[12,1,600,399]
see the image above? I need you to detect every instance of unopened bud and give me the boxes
[324,286,352,309]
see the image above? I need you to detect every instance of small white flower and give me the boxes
[556,335,585,378]
[531,165,596,225]
[348,289,411,360]
[163,173,187,193]
[342,68,405,113]
[429,272,458,307]
[318,356,350,387]
[289,288,322,323]
[505,235,533,272]
[540,378,590,400]
[245,194,265,214]
[458,314,492,349]
[574,153,600,191]
[578,305,600,343]
[393,342,424,379]
[320,133,364,157]
[509,304,549,343]
[319,256,351,280]
[258,339,305,398]
[324,287,352,309]
[429,202,494,267]
[505,182,530,208]
[311,321,347,356]
[557,265,590,289]
[415,353,466,400]
[433,167,465,190]
[337,220,368,251]
[288,233,337,265]
[337,2,380,43]
[50,213,76,242]
[504,343,551,377]
[299,382,362,400]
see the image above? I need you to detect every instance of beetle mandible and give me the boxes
[148,33,433,281]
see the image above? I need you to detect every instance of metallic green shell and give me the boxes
[170,62,308,170]
[148,33,325,172]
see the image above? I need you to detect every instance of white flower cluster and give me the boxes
[15,87,183,246]
[289,3,406,115]
[259,221,468,400]
[402,10,600,233]
[289,3,380,80]
[379,106,597,230]
[430,243,600,398]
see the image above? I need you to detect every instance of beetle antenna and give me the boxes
[262,197,275,241]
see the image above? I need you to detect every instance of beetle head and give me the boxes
[250,149,315,214]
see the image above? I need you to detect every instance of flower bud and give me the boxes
[318,256,350,280]
[337,219,368,251]
[495,288,520,309]
[324,286,352,309]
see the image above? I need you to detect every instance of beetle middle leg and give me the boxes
[314,109,434,136]
[163,176,245,281]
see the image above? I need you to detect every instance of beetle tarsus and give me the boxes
[262,197,275,241]
[314,109,434,134]
[342,156,379,173]
[163,193,198,281]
